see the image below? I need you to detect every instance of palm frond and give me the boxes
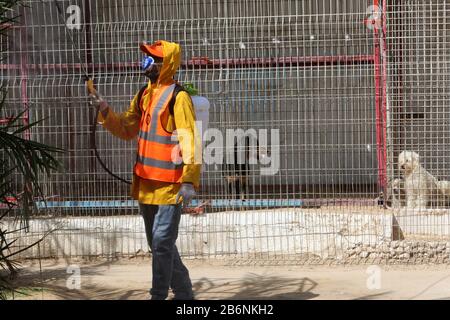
[0,0,63,299]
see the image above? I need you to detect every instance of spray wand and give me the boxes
[53,0,131,185]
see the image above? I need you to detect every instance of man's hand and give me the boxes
[89,92,109,117]
[176,183,196,206]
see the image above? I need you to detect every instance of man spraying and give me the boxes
[89,40,201,300]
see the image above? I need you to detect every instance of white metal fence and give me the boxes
[1,0,450,262]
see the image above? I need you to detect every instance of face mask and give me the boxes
[141,56,161,83]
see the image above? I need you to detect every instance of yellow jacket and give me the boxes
[98,41,201,205]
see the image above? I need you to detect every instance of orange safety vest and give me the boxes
[134,83,184,183]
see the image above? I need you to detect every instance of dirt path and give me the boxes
[7,258,450,300]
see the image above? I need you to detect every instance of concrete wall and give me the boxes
[9,207,450,262]
[7,208,392,259]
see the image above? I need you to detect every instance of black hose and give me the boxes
[91,107,132,185]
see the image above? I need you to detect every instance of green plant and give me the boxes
[0,0,64,299]
[183,82,199,96]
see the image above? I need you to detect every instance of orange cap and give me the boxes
[140,40,164,58]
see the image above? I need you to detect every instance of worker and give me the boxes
[89,40,201,300]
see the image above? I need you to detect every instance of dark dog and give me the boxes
[224,136,259,200]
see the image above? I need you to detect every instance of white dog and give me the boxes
[387,177,405,208]
[398,151,440,209]
[437,181,450,197]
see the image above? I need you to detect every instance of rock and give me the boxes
[391,241,399,249]
[360,251,369,258]
[389,249,397,257]
[399,253,410,259]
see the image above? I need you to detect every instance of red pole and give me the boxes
[19,6,32,223]
[19,6,29,140]
[373,0,387,190]
[381,0,388,190]
[0,55,375,72]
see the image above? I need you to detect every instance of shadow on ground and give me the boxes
[353,292,393,300]
[193,273,320,300]
[9,262,320,300]
[8,260,148,300]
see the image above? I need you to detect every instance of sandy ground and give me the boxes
[6,258,450,300]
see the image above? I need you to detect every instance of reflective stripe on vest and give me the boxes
[134,84,184,182]
[136,154,183,170]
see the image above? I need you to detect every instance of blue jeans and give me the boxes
[140,203,193,300]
